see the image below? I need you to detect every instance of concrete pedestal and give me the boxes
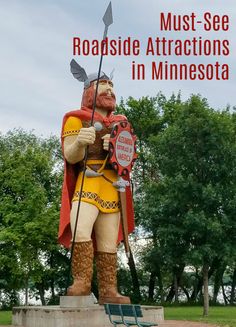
[60,294,97,307]
[12,303,164,327]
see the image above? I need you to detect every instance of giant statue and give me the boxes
[58,61,135,305]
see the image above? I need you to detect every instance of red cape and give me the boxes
[58,107,135,248]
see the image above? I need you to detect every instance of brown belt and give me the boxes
[87,163,113,171]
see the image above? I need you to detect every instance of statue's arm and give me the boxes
[63,135,85,164]
[63,126,96,164]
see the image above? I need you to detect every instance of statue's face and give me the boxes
[94,79,114,96]
[81,79,116,112]
[94,79,116,112]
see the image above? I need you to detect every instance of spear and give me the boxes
[91,1,113,125]
[67,2,113,290]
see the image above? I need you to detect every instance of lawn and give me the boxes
[0,306,235,326]
[164,306,236,327]
[0,311,11,325]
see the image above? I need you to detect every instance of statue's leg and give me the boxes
[67,201,98,296]
[94,212,131,304]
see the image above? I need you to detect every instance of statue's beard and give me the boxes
[96,92,116,111]
[81,87,116,112]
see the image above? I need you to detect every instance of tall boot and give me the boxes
[96,252,130,304]
[67,241,94,296]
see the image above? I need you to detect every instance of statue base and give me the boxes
[60,294,98,307]
[12,302,164,327]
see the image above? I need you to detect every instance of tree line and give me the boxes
[0,93,235,315]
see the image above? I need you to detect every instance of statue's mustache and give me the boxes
[99,91,116,99]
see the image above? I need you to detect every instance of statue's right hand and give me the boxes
[77,126,96,146]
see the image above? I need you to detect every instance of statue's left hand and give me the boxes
[102,134,110,151]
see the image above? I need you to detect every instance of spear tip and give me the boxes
[103,2,113,26]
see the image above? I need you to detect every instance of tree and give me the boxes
[118,93,236,312]
[143,95,236,313]
[0,129,68,306]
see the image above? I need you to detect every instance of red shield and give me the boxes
[109,121,137,176]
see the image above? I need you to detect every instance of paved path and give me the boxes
[0,321,220,327]
[159,321,220,327]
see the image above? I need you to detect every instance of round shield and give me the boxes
[109,121,137,176]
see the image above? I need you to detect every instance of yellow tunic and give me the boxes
[62,116,120,213]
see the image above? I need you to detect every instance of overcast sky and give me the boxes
[0,0,235,137]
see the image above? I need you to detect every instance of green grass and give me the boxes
[164,306,236,327]
[0,307,235,326]
[0,311,12,325]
